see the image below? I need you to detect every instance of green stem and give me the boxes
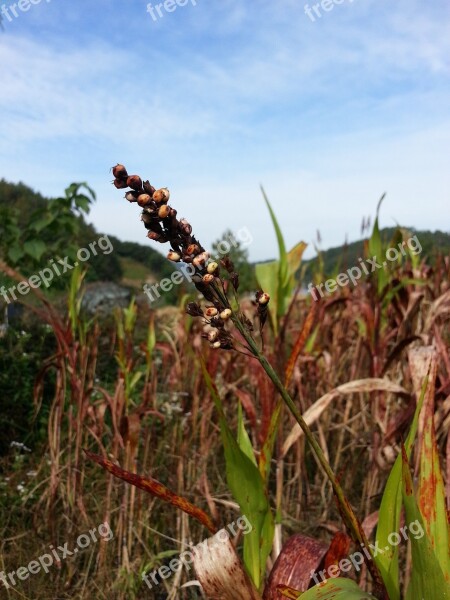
[233,316,389,599]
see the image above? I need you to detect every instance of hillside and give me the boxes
[1,180,448,302]
[0,179,176,299]
[302,227,450,280]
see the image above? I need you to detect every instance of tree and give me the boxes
[211,229,256,294]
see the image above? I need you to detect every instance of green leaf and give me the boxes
[285,241,307,294]
[23,239,46,261]
[7,245,25,264]
[417,362,450,581]
[255,259,280,333]
[202,363,274,591]
[29,213,55,233]
[374,377,428,600]
[367,194,388,294]
[401,446,450,599]
[74,194,92,214]
[237,402,258,467]
[298,578,377,599]
[256,190,307,335]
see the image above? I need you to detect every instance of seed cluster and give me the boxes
[112,164,270,350]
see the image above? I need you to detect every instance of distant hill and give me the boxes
[0,179,177,301]
[302,227,450,280]
[1,180,448,304]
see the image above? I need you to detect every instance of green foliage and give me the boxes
[374,378,426,599]
[212,229,257,293]
[255,189,306,334]
[297,578,377,599]
[0,179,123,286]
[0,322,55,455]
[304,226,450,283]
[401,448,450,599]
[202,363,274,591]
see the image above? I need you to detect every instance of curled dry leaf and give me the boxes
[192,530,262,600]
[282,378,409,458]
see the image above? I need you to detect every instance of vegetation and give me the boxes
[0,173,449,599]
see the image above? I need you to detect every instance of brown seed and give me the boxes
[167,251,181,262]
[207,262,219,275]
[114,178,128,189]
[203,274,214,284]
[205,307,218,317]
[193,252,210,268]
[125,192,138,203]
[137,194,152,207]
[186,244,200,256]
[153,188,170,204]
[112,164,128,179]
[127,175,142,191]
[147,231,162,241]
[258,292,270,305]
[180,219,192,235]
[158,205,171,219]
[208,330,219,342]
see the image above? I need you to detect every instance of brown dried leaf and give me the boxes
[263,534,328,599]
[193,530,262,600]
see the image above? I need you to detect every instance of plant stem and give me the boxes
[233,316,389,599]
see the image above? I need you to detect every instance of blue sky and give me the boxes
[0,0,449,261]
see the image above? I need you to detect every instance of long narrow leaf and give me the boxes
[401,446,450,599]
[374,376,428,599]
[202,363,274,590]
[85,450,216,533]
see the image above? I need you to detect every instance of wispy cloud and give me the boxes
[0,0,449,260]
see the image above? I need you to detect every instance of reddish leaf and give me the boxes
[85,450,216,533]
[263,534,328,599]
[323,532,352,577]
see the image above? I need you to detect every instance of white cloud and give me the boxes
[0,0,449,262]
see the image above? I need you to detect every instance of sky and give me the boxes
[0,0,449,261]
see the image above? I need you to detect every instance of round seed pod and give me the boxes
[158,205,171,219]
[186,244,200,256]
[203,274,214,285]
[211,341,221,349]
[127,175,142,191]
[114,179,128,189]
[208,330,219,342]
[258,292,270,305]
[220,309,232,320]
[207,262,219,275]
[167,251,181,262]
[205,307,219,318]
[153,188,170,204]
[112,164,128,179]
[125,192,138,203]
[137,194,152,207]
[180,219,192,235]
[193,252,210,268]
